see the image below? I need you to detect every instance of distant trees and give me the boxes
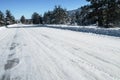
[0,11,5,26]
[43,11,53,24]
[85,0,120,27]
[69,5,95,26]
[19,6,69,25]
[43,6,69,24]
[31,12,42,24]
[52,6,68,24]
[6,10,15,24]
[1,3,119,28]
[20,15,26,24]
[67,0,120,27]
[0,10,15,26]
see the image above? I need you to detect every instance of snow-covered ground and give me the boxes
[46,24,120,37]
[0,24,120,80]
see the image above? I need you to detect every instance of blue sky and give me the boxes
[0,0,89,19]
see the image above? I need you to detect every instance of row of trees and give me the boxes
[24,1,120,28]
[72,0,120,27]
[2,1,119,28]
[87,0,120,27]
[20,12,42,24]
[0,10,15,26]
[43,6,69,24]
[20,6,69,25]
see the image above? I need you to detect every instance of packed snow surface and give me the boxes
[0,24,120,80]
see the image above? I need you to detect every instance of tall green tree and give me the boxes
[52,5,68,24]
[6,10,15,24]
[43,11,53,24]
[20,15,26,24]
[86,0,120,27]
[31,12,42,24]
[0,11,5,26]
[86,0,104,27]
[105,0,120,27]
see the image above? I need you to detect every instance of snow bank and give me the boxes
[4,24,120,37]
[46,24,120,37]
[0,26,6,31]
[8,24,35,27]
[46,24,97,28]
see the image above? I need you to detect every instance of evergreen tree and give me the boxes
[43,6,68,24]
[31,12,42,24]
[43,11,53,24]
[70,13,77,25]
[52,5,68,24]
[6,10,15,24]
[105,0,120,27]
[115,1,120,26]
[11,16,15,24]
[70,5,95,26]
[86,0,120,27]
[86,0,104,27]
[0,11,5,26]
[70,11,81,25]
[20,15,26,24]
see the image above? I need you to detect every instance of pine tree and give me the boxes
[86,0,104,27]
[43,11,53,24]
[52,5,68,24]
[20,15,26,24]
[115,1,120,26]
[0,11,5,26]
[11,16,15,24]
[6,10,15,24]
[86,0,120,27]
[105,0,120,27]
[71,5,95,26]
[31,12,42,24]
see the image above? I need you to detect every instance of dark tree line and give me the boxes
[86,0,120,27]
[71,0,120,28]
[20,12,42,24]
[1,2,120,28]
[42,3,120,28]
[0,10,15,26]
[20,15,26,24]
[32,12,42,24]
[21,6,69,25]
[0,11,5,26]
[43,5,69,24]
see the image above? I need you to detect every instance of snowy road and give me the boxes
[0,25,120,80]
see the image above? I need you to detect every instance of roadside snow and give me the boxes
[45,24,120,37]
[0,26,6,31]
[46,24,97,28]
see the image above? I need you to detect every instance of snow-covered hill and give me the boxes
[0,24,120,80]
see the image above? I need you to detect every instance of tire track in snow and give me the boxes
[0,26,120,80]
[26,28,120,80]
[0,28,18,80]
[38,34,119,80]
[37,28,120,73]
[0,29,21,80]
[28,28,120,79]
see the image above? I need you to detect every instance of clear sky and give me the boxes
[0,0,89,19]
